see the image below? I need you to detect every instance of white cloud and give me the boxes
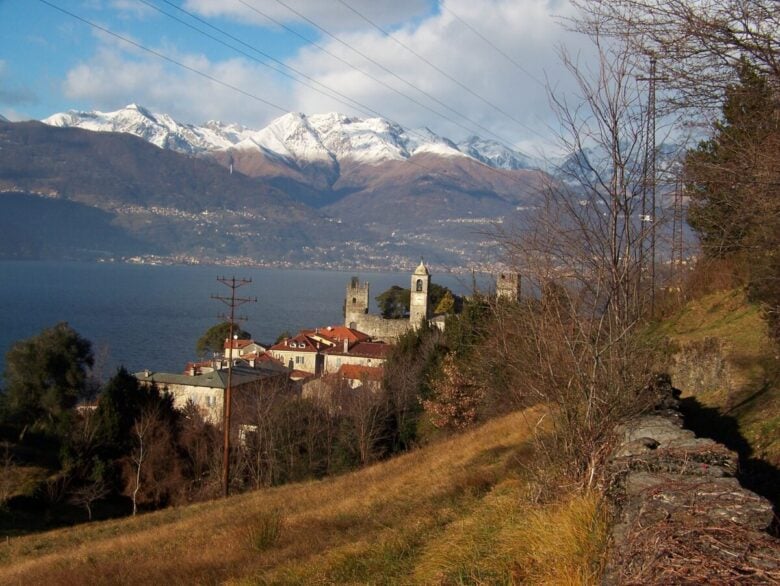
[58,0,596,151]
[182,0,433,30]
[285,0,592,150]
[62,39,289,126]
[0,108,33,122]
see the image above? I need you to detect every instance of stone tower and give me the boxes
[409,260,431,327]
[344,276,369,329]
[496,272,521,302]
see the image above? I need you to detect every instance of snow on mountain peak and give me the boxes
[42,105,535,170]
[458,136,533,170]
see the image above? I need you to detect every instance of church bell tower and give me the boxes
[409,259,430,327]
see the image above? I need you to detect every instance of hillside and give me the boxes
[651,288,780,509]
[657,289,780,464]
[0,406,607,585]
[0,120,365,264]
[29,106,548,268]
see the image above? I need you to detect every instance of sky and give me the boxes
[0,0,593,154]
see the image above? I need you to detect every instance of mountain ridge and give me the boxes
[43,104,536,171]
[2,111,548,268]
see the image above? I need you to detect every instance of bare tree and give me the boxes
[68,478,109,521]
[178,401,222,501]
[124,403,181,515]
[127,409,152,516]
[496,34,661,484]
[0,442,14,510]
[235,383,282,489]
[572,0,780,112]
[336,380,388,466]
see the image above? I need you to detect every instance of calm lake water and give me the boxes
[0,261,478,377]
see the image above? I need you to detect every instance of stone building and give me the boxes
[496,272,521,302]
[344,260,442,341]
[134,364,286,423]
[323,340,391,374]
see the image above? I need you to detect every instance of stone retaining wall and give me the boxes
[603,384,779,584]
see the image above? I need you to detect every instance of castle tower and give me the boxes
[344,276,369,329]
[410,260,431,327]
[496,272,521,302]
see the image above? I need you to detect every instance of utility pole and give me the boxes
[212,276,256,498]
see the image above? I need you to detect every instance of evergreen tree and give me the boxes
[1,322,93,435]
[686,61,779,258]
[195,322,251,357]
[685,61,780,338]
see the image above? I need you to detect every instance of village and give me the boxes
[133,262,521,425]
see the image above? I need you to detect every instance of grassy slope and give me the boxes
[0,405,607,585]
[653,289,780,464]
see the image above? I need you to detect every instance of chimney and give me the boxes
[343,338,349,353]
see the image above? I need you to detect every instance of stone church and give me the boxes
[344,260,444,342]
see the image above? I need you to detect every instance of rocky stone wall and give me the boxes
[346,314,412,342]
[603,383,779,584]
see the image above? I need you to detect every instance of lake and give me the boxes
[0,261,480,378]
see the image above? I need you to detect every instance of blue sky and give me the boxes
[0,0,589,151]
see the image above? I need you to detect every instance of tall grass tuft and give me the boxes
[245,509,284,551]
[413,482,608,585]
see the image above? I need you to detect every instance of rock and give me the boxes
[603,381,779,585]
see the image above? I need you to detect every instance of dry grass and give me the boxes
[653,288,780,463]
[0,405,609,585]
[411,483,608,585]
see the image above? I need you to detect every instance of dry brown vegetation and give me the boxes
[0,405,609,585]
[653,288,780,465]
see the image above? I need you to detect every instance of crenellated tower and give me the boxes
[496,272,521,302]
[344,276,369,329]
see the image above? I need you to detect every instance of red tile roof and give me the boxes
[324,341,390,359]
[269,333,320,353]
[304,325,371,345]
[224,338,255,350]
[337,364,384,381]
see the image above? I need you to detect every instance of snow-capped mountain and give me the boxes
[44,104,254,155]
[457,136,533,170]
[42,105,532,170]
[0,113,8,122]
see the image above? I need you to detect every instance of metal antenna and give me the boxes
[671,173,685,286]
[211,276,256,498]
[639,56,667,316]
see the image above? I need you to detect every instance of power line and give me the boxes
[36,0,289,115]
[150,0,480,150]
[148,0,546,179]
[37,0,543,196]
[269,0,541,148]
[440,4,546,88]
[335,0,541,139]
[143,0,376,119]
[149,0,522,152]
[132,0,537,181]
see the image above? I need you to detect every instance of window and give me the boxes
[416,279,423,292]
[295,356,304,365]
